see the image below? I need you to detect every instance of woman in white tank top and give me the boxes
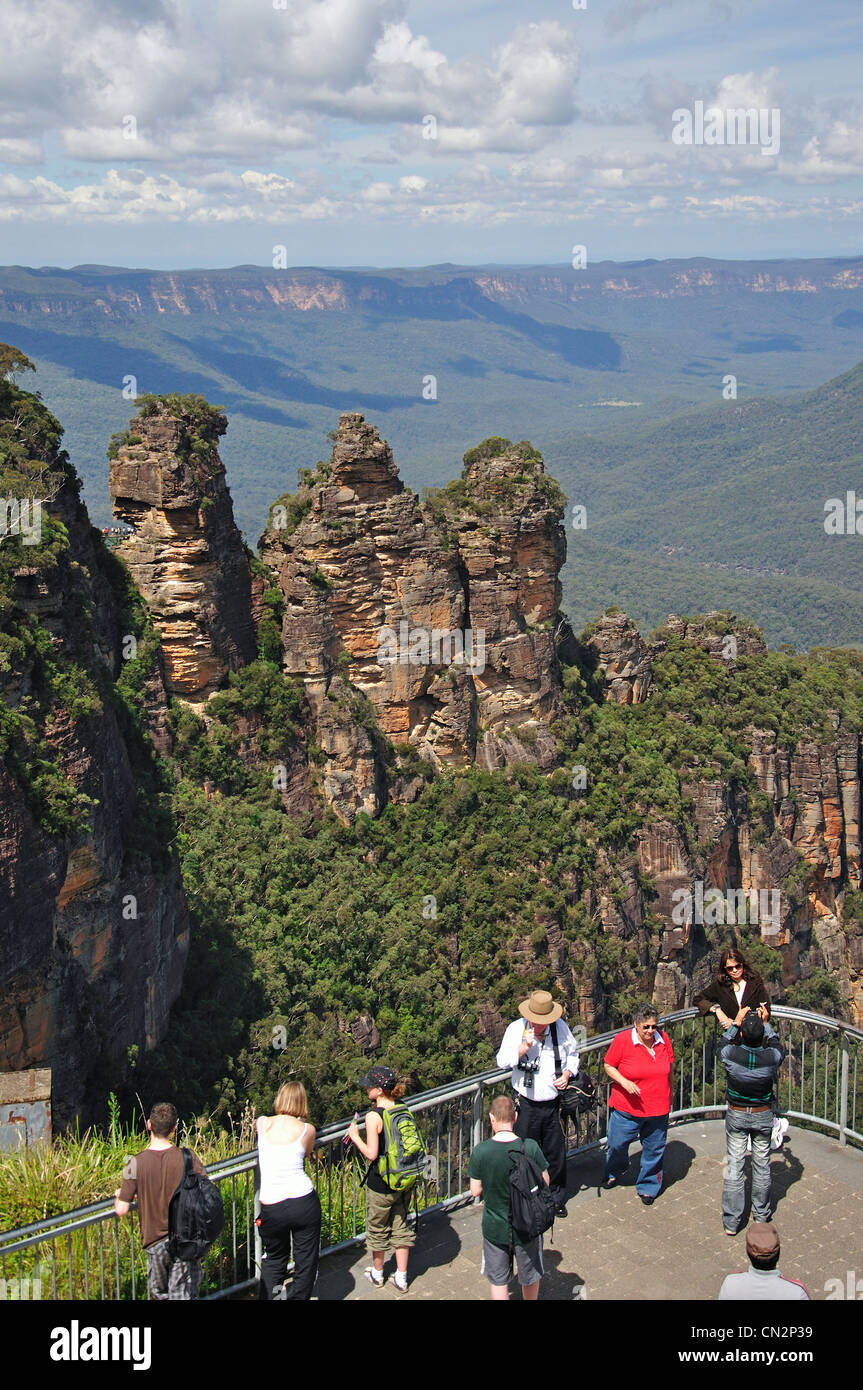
[256,1082,321,1300]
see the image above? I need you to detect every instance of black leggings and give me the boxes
[258,1190,322,1301]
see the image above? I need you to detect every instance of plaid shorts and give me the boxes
[145,1237,203,1301]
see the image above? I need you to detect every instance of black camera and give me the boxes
[517,1057,540,1076]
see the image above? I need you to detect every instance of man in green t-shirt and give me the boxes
[468,1093,550,1300]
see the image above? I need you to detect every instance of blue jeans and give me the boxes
[605,1109,668,1198]
[723,1107,773,1230]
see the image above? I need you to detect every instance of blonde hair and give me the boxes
[273,1081,310,1119]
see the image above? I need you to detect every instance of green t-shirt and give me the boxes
[468,1135,549,1247]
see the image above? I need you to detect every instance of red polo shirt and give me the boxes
[605,1028,674,1117]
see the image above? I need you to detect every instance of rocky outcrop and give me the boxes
[444,440,567,768]
[584,610,767,705]
[0,402,189,1127]
[749,727,862,894]
[109,398,256,702]
[662,613,767,661]
[578,609,863,1026]
[583,611,653,704]
[259,420,569,819]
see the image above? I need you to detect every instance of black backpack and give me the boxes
[568,1068,598,1115]
[508,1140,557,1245]
[167,1148,225,1262]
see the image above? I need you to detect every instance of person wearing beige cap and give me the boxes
[718,1223,810,1300]
[496,990,580,1216]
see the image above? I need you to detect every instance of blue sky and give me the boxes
[0,0,860,268]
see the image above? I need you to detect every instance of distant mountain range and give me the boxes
[1,256,862,649]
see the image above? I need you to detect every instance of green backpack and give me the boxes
[377,1104,427,1192]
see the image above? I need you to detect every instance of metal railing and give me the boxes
[1,1005,860,1300]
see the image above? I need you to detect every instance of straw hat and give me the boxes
[518,990,563,1025]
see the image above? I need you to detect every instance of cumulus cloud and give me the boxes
[782,115,863,183]
[0,0,857,242]
[0,2,578,166]
[0,138,43,165]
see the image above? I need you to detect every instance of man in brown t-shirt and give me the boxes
[114,1101,208,1300]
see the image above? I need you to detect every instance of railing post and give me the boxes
[253,1187,262,1291]
[472,1082,484,1156]
[839,1031,850,1148]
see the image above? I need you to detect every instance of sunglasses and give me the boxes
[725,963,743,971]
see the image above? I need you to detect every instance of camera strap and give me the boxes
[551,1020,562,1079]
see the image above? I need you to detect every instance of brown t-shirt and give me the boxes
[118,1146,207,1249]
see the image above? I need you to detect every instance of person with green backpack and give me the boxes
[346,1065,424,1291]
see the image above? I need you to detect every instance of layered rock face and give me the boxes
[0,410,189,1127]
[661,613,767,660]
[585,610,766,705]
[577,610,863,1025]
[445,442,566,772]
[109,399,256,701]
[583,611,653,704]
[259,418,568,819]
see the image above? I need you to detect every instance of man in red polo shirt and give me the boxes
[602,1002,674,1205]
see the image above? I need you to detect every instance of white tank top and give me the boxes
[258,1120,314,1203]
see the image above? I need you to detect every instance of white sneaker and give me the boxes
[393,1271,409,1292]
[364,1266,385,1288]
[771,1117,789,1151]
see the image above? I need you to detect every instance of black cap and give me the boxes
[358,1065,396,1090]
[741,1013,765,1046]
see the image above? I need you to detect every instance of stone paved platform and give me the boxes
[314,1120,863,1301]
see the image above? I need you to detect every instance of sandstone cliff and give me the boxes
[576,609,863,1026]
[1,260,859,325]
[258,419,568,819]
[0,376,188,1126]
[109,396,256,703]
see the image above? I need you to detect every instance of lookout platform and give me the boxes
[313,1120,863,1301]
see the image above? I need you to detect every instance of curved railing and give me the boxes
[1,1005,860,1300]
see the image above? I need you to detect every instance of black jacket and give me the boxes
[694,970,769,1021]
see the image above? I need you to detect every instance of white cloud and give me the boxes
[783,116,863,183]
[714,68,781,113]
[373,21,446,76]
[0,0,857,246]
[0,138,43,164]
[0,2,580,170]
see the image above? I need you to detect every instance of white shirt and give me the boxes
[257,1119,314,1204]
[733,980,746,1007]
[496,1017,581,1102]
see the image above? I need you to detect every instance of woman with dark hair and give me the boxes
[695,947,770,1031]
[696,949,788,1151]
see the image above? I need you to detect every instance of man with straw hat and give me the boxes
[496,990,581,1217]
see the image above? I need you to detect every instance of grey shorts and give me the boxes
[481,1237,544,1287]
